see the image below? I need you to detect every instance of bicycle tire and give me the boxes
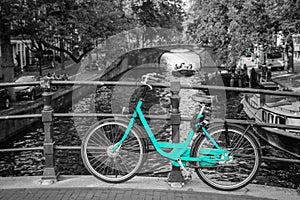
[81,118,147,183]
[191,124,261,191]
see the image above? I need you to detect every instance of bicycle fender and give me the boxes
[207,121,261,152]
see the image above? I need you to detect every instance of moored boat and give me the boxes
[172,63,196,77]
[241,83,300,158]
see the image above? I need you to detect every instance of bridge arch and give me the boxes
[72,27,226,137]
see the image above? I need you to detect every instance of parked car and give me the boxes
[14,76,42,100]
[267,47,282,59]
[266,47,284,71]
[0,88,10,109]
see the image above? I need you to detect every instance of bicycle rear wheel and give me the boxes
[191,124,261,191]
[81,118,147,183]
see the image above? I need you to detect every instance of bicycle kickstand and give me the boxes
[177,159,192,181]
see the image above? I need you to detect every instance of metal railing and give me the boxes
[1,78,300,184]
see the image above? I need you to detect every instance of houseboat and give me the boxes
[241,80,300,158]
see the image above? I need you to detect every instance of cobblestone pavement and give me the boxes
[0,188,273,200]
[1,175,298,200]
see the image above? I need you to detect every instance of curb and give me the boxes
[0,175,299,200]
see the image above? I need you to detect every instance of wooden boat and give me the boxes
[241,82,300,158]
[172,63,195,77]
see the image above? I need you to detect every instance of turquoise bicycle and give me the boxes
[81,73,261,191]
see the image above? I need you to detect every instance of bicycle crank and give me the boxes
[177,159,192,181]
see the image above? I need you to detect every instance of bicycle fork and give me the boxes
[111,111,138,153]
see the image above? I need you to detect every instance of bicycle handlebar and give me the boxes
[141,73,164,90]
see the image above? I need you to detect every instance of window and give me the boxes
[278,116,286,125]
[268,113,274,123]
[262,111,266,122]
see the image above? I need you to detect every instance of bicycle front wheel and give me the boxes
[81,119,147,183]
[191,124,261,191]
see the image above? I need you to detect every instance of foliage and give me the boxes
[1,0,185,66]
[1,0,186,80]
[10,0,134,64]
[187,0,300,64]
[131,0,186,31]
[187,0,232,62]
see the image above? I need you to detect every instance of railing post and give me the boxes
[40,77,57,184]
[167,81,184,187]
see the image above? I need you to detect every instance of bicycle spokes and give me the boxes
[191,126,261,191]
[81,120,146,183]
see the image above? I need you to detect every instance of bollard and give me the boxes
[230,73,235,87]
[40,77,57,184]
[249,68,257,88]
[266,67,272,82]
[237,71,242,87]
[167,81,185,187]
[261,65,267,82]
[238,76,242,87]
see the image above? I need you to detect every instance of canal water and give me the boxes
[0,50,299,189]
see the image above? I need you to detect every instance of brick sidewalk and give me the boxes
[0,188,272,200]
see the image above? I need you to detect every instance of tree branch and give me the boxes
[40,40,93,63]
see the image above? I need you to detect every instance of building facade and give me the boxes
[0,36,32,79]
[292,34,300,59]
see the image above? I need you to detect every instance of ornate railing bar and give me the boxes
[1,80,299,97]
[0,112,299,130]
[54,146,81,150]
[54,80,300,97]
[0,147,43,152]
[53,113,171,120]
[0,82,40,87]
[0,114,42,120]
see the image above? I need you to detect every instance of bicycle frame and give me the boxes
[112,100,230,166]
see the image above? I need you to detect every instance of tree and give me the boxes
[131,0,186,31]
[0,0,14,82]
[11,0,134,71]
[187,0,234,63]
[273,0,300,33]
[228,0,274,64]
[187,0,300,64]
[1,0,186,77]
[0,1,17,100]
